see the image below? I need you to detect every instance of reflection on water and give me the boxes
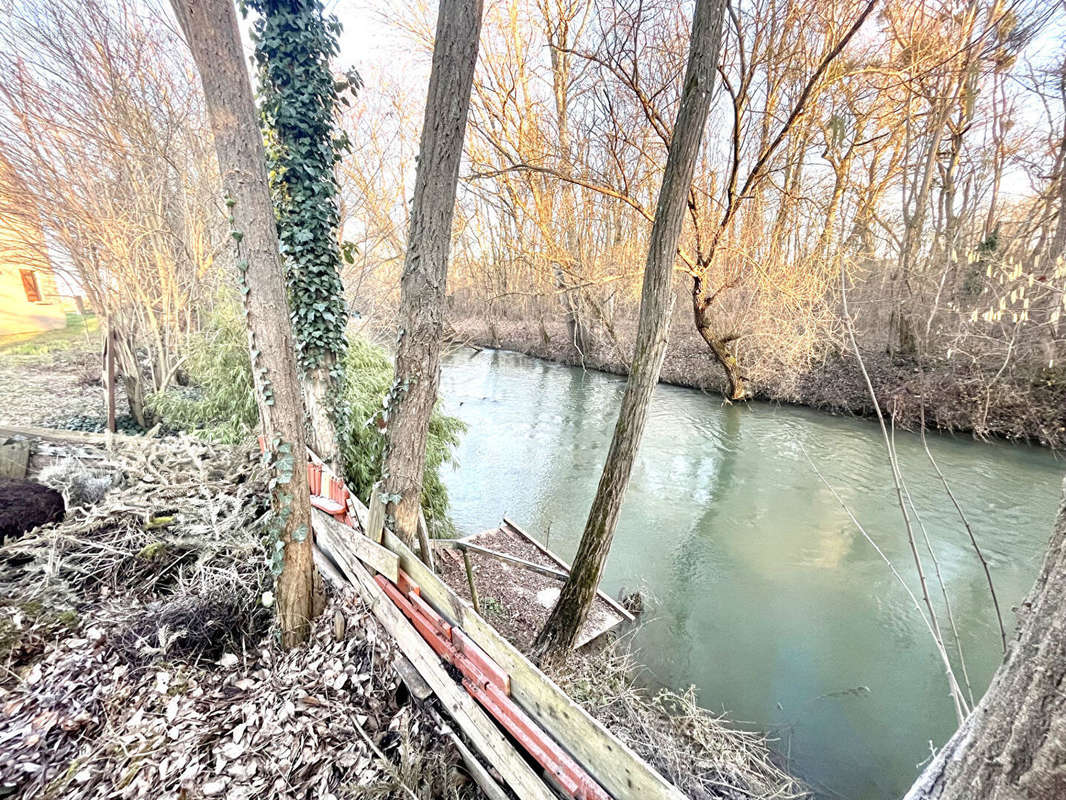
[437,348,1063,799]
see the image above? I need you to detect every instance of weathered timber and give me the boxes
[442,725,509,800]
[416,507,436,571]
[435,537,570,581]
[312,509,399,583]
[373,523,686,800]
[503,517,635,624]
[0,425,141,447]
[0,440,30,479]
[334,546,556,800]
[365,483,385,543]
[392,652,433,702]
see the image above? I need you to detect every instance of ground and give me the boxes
[0,319,808,800]
[0,436,473,800]
[0,314,123,431]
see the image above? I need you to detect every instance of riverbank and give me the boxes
[0,334,809,799]
[449,316,1066,449]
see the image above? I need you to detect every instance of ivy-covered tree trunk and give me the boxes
[171,0,318,648]
[250,0,357,474]
[905,478,1066,800]
[534,0,727,658]
[382,0,483,546]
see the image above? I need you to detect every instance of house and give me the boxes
[0,154,68,338]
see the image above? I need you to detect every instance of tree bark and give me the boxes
[905,477,1066,800]
[382,0,483,546]
[171,0,317,648]
[533,0,727,658]
[305,362,341,471]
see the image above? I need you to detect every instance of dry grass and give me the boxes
[551,642,809,800]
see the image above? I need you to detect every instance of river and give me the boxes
[436,347,1063,799]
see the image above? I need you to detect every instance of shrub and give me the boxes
[150,303,464,526]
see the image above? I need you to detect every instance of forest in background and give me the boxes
[341,0,1066,444]
[2,0,1064,444]
[1,0,1066,797]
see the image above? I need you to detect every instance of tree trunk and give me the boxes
[382,0,483,546]
[905,477,1066,800]
[533,0,727,658]
[305,362,342,471]
[704,331,748,401]
[171,0,317,648]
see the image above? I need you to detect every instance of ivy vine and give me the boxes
[247,0,361,429]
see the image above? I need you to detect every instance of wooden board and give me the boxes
[0,440,30,479]
[331,543,556,800]
[365,483,385,543]
[434,538,570,581]
[312,509,398,583]
[376,524,686,800]
[0,425,134,447]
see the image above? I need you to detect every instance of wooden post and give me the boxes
[366,483,385,543]
[0,439,29,479]
[462,550,481,614]
[417,507,436,571]
[105,320,116,433]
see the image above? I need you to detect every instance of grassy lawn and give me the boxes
[0,313,100,356]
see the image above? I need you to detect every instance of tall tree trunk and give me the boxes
[171,0,317,648]
[304,364,341,470]
[543,1,590,361]
[382,0,483,546]
[250,0,352,475]
[906,478,1066,800]
[533,0,727,658]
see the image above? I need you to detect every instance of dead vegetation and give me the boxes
[551,643,807,800]
[0,432,807,800]
[0,436,478,800]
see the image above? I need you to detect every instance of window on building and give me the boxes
[20,269,41,302]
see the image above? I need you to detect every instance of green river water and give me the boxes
[437,347,1063,800]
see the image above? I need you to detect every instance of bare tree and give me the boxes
[0,0,225,426]
[534,0,727,657]
[170,0,318,647]
[381,0,484,546]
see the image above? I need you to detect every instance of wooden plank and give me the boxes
[503,517,635,623]
[0,440,30,479]
[441,725,509,800]
[392,653,433,701]
[312,509,398,583]
[340,549,556,800]
[0,424,139,447]
[378,526,685,800]
[312,542,347,588]
[365,483,385,543]
[416,507,436,571]
[436,538,570,581]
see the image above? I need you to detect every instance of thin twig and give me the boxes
[840,267,968,723]
[919,407,1008,653]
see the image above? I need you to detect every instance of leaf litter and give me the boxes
[0,435,480,800]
